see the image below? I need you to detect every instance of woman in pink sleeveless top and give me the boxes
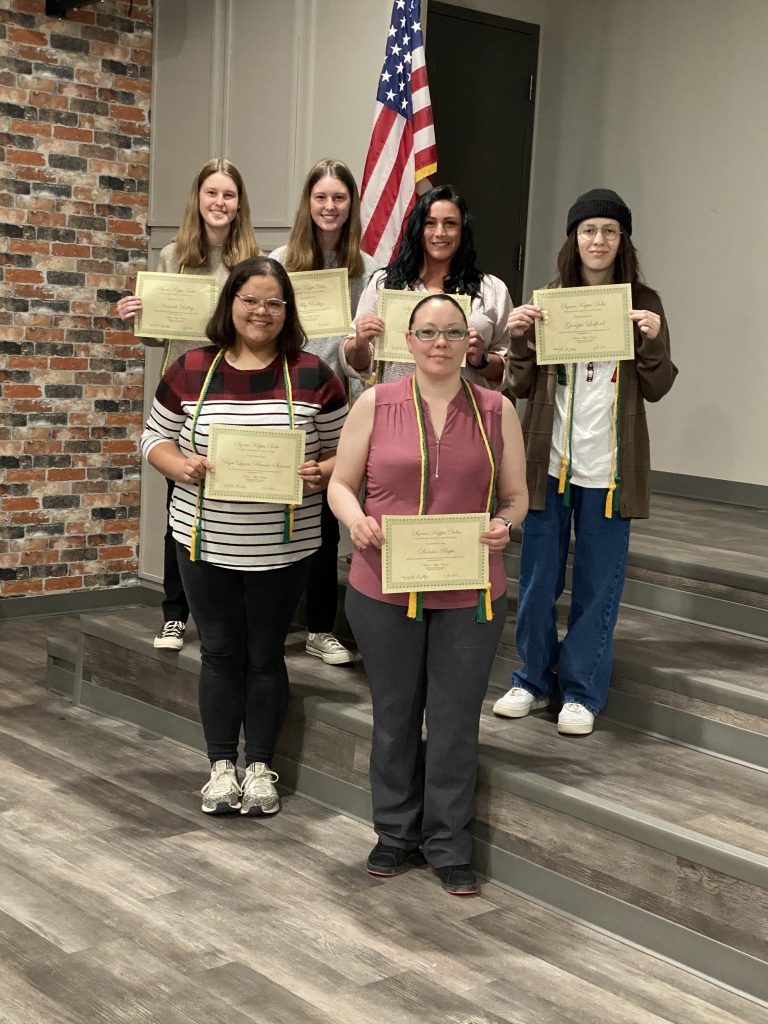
[329,295,527,895]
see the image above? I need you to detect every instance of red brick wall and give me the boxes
[1,0,153,598]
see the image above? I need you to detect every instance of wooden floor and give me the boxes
[2,615,768,1024]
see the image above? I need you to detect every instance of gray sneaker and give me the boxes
[305,632,355,665]
[201,760,241,814]
[241,762,280,816]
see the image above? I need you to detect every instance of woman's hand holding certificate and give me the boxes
[134,272,218,342]
[532,282,633,364]
[204,425,306,505]
[376,290,472,364]
[380,513,490,594]
[288,267,351,339]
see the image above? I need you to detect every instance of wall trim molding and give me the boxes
[652,471,768,510]
[0,585,162,621]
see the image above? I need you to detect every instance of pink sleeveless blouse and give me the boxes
[349,376,507,609]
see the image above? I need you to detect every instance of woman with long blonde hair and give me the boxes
[271,158,378,667]
[117,158,260,651]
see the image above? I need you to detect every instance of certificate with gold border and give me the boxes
[135,272,218,342]
[204,425,305,505]
[376,290,472,364]
[533,283,633,364]
[289,267,351,339]
[380,513,489,594]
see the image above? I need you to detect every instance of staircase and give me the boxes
[45,493,768,1006]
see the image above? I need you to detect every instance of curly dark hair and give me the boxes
[383,185,483,301]
[206,256,306,359]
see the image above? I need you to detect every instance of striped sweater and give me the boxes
[141,345,348,570]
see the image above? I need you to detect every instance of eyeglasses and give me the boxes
[577,225,621,241]
[410,327,470,343]
[236,294,286,316]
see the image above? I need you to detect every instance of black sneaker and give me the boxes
[434,864,480,896]
[154,620,185,650]
[366,841,426,877]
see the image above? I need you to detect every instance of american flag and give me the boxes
[360,0,437,265]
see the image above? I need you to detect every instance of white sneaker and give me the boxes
[557,703,595,736]
[241,762,281,816]
[201,760,241,814]
[154,620,185,650]
[306,632,355,665]
[493,687,549,719]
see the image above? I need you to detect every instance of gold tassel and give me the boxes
[604,483,615,519]
[484,585,493,621]
[189,525,198,562]
[407,591,418,619]
[558,457,568,494]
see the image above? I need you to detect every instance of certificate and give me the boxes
[135,272,218,342]
[376,290,472,364]
[533,283,633,364]
[204,425,305,505]
[380,513,489,594]
[289,267,351,339]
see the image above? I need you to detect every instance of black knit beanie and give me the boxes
[566,189,632,237]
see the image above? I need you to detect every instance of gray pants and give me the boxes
[346,585,506,867]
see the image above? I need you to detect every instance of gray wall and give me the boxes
[519,0,768,489]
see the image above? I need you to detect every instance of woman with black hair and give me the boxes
[341,184,510,388]
[494,189,677,736]
[141,256,347,815]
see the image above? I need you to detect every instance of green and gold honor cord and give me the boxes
[187,351,295,562]
[408,376,496,623]
[188,347,225,562]
[280,355,296,542]
[557,362,621,517]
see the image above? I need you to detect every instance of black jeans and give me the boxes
[161,479,190,624]
[177,543,310,766]
[304,491,340,633]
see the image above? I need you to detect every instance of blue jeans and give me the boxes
[513,476,630,715]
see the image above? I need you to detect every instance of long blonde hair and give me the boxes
[174,158,260,268]
[282,158,364,279]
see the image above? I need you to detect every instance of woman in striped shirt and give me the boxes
[141,256,348,817]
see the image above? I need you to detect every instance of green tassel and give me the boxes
[557,364,567,385]
[191,523,202,561]
[414,591,424,622]
[613,476,621,513]
[562,472,572,508]
[475,590,488,623]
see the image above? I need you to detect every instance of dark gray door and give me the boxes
[425,3,538,303]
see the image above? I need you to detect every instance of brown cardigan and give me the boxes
[507,283,677,519]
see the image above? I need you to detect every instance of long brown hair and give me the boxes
[555,228,651,299]
[174,158,260,269]
[206,257,306,361]
[282,158,364,279]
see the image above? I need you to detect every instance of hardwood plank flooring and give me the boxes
[1,612,768,1022]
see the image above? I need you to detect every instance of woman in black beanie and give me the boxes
[493,189,677,736]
